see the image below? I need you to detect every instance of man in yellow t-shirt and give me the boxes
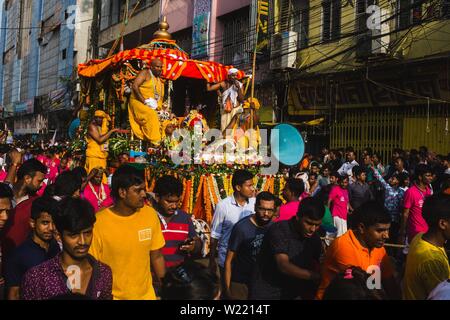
[89,165,166,300]
[402,194,450,300]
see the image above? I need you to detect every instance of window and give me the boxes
[356,0,381,32]
[322,0,341,42]
[294,7,309,49]
[412,0,423,24]
[322,1,331,40]
[62,49,66,60]
[444,0,450,18]
[397,0,423,29]
[221,8,250,67]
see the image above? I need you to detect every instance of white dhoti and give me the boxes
[219,82,243,131]
[221,107,240,133]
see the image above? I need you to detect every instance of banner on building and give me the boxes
[4,104,15,118]
[191,0,211,58]
[288,70,450,115]
[256,0,269,54]
[43,88,68,111]
[14,114,47,135]
[14,99,34,115]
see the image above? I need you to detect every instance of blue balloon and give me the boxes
[68,118,80,139]
[270,124,305,166]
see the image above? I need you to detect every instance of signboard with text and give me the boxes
[14,99,34,115]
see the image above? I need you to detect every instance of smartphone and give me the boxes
[178,238,194,250]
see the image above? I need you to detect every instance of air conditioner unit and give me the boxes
[270,31,297,70]
[371,9,390,55]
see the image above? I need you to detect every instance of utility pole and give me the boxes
[91,0,101,58]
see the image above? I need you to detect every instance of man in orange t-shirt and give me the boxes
[316,201,401,300]
[300,154,312,171]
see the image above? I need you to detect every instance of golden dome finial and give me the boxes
[153,16,172,40]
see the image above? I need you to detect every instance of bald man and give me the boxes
[129,58,165,144]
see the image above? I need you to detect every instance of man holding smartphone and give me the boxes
[152,175,201,268]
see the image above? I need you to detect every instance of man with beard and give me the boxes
[2,159,47,257]
[249,197,324,300]
[152,175,200,268]
[5,197,60,299]
[224,191,277,300]
[315,201,400,300]
[21,197,112,300]
[206,68,244,132]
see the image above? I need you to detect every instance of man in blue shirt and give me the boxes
[209,169,255,291]
[224,191,277,299]
[5,197,60,300]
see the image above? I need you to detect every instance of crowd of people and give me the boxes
[0,142,449,300]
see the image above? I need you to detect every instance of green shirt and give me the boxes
[321,206,334,231]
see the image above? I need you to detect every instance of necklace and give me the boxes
[156,210,177,230]
[150,70,162,102]
[88,182,106,207]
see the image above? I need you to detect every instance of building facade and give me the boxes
[0,0,93,136]
[97,0,276,124]
[270,0,450,159]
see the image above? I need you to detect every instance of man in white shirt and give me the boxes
[209,169,256,291]
[337,150,359,182]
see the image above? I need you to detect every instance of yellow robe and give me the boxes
[85,120,108,174]
[231,113,261,150]
[129,76,163,144]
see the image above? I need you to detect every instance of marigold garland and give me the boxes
[210,175,221,207]
[203,176,213,223]
[274,177,280,198]
[268,177,274,193]
[150,177,156,193]
[207,176,216,210]
[181,179,190,213]
[279,176,286,200]
[261,176,267,192]
[189,177,194,214]
[193,176,204,219]
[141,163,285,224]
[216,175,227,199]
[256,175,263,191]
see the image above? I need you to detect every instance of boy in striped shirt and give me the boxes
[152,175,201,268]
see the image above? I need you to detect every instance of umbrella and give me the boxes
[78,39,245,84]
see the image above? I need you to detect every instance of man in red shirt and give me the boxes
[152,175,200,267]
[399,164,433,244]
[2,159,47,258]
[276,178,304,222]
